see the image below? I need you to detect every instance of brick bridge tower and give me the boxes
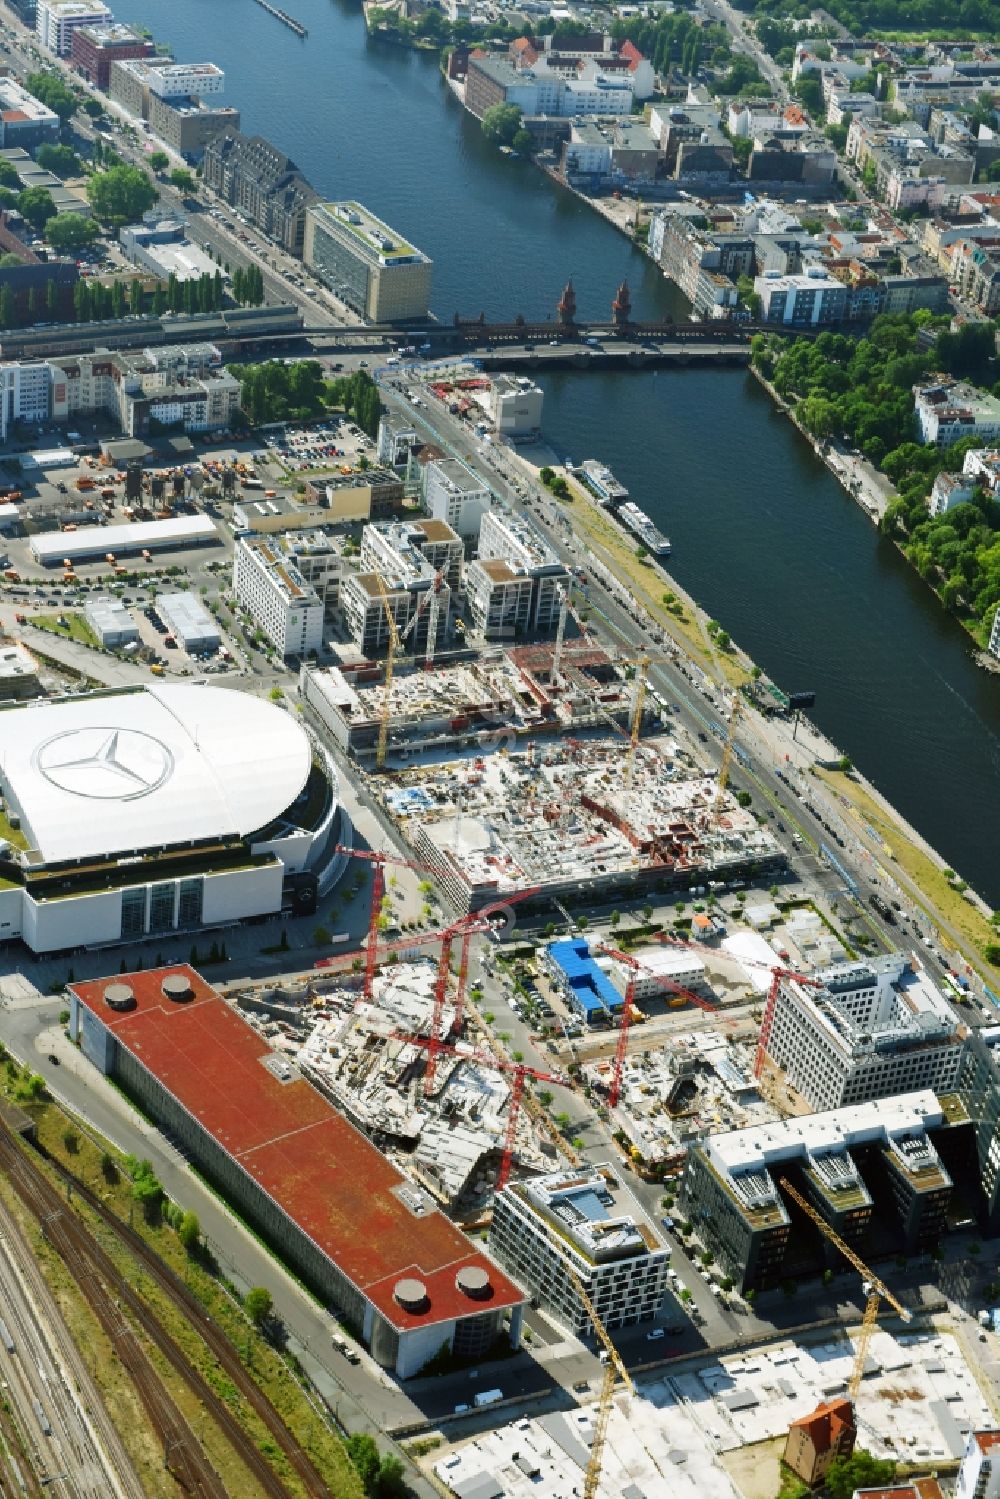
[612,279,631,328]
[557,279,576,326]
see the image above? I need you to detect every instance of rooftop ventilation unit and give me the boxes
[456,1265,491,1300]
[103,982,136,1012]
[161,973,193,1003]
[393,1277,428,1312]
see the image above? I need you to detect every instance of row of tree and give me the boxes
[231,263,265,306]
[752,313,1000,648]
[327,369,382,438]
[733,0,1000,38]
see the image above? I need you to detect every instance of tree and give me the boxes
[512,128,534,155]
[169,167,196,193]
[177,1210,200,1251]
[346,1433,381,1494]
[375,1456,407,1498]
[18,187,57,232]
[482,102,523,147]
[45,212,99,252]
[87,164,157,229]
[244,1286,273,1325]
[148,150,169,172]
[826,1452,897,1499]
[35,144,81,178]
[24,71,79,124]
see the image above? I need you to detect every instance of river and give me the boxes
[124,0,1000,904]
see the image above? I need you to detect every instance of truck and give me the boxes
[474,1388,502,1409]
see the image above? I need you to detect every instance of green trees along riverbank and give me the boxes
[752,314,1000,650]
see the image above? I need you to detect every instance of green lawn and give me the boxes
[32,612,101,650]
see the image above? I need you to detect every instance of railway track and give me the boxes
[0,1127,255,1499]
[36,1142,336,1499]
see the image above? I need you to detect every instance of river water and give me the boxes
[125,0,1000,903]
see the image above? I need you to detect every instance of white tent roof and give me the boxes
[0,684,311,862]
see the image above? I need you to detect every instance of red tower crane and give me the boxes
[594,942,721,1109]
[329,845,438,1002]
[392,1033,568,1191]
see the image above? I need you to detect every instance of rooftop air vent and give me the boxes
[103,982,136,1011]
[456,1265,492,1300]
[393,1278,428,1312]
[161,973,193,1003]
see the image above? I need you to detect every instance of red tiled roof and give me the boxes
[855,1484,943,1499]
[2,110,28,122]
[70,967,526,1334]
[619,39,644,67]
[975,1431,1000,1453]
[789,1398,855,1452]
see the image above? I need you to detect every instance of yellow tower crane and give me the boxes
[565,1264,634,1499]
[374,572,400,772]
[713,693,742,821]
[780,1178,912,1399]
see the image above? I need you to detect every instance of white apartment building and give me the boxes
[956,1431,1000,1499]
[914,381,1000,447]
[376,412,418,468]
[490,1165,668,1337]
[929,471,974,516]
[36,0,112,56]
[0,361,51,442]
[989,608,1000,664]
[488,376,543,440]
[233,534,324,659]
[144,62,225,98]
[424,457,492,540]
[469,504,568,637]
[764,954,963,1113]
[341,518,460,656]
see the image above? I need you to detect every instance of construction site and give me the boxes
[231,959,574,1213]
[300,640,653,764]
[431,1326,992,1499]
[390,737,783,915]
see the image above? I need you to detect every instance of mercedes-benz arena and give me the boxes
[0,683,340,954]
[69,966,527,1378]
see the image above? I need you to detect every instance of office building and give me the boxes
[0,359,51,442]
[70,964,526,1379]
[84,595,139,649]
[424,458,491,541]
[488,376,543,440]
[303,201,432,323]
[120,220,218,283]
[763,954,962,1112]
[154,591,220,654]
[70,22,153,89]
[109,59,237,157]
[0,684,337,950]
[233,533,324,659]
[36,0,112,57]
[490,1165,668,1336]
[0,76,60,147]
[681,1091,956,1294]
[302,467,403,524]
[543,938,624,1027]
[377,411,418,469]
[201,131,318,257]
[956,1026,1000,1231]
[755,267,849,326]
[467,503,568,638]
[956,1430,1000,1499]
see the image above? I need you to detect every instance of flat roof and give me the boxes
[31,514,218,563]
[70,966,525,1334]
[0,683,310,862]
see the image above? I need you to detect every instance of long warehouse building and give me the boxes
[31,514,219,565]
[69,965,527,1378]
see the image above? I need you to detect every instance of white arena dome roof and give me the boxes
[0,684,313,864]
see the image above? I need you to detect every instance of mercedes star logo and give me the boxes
[34,727,174,801]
